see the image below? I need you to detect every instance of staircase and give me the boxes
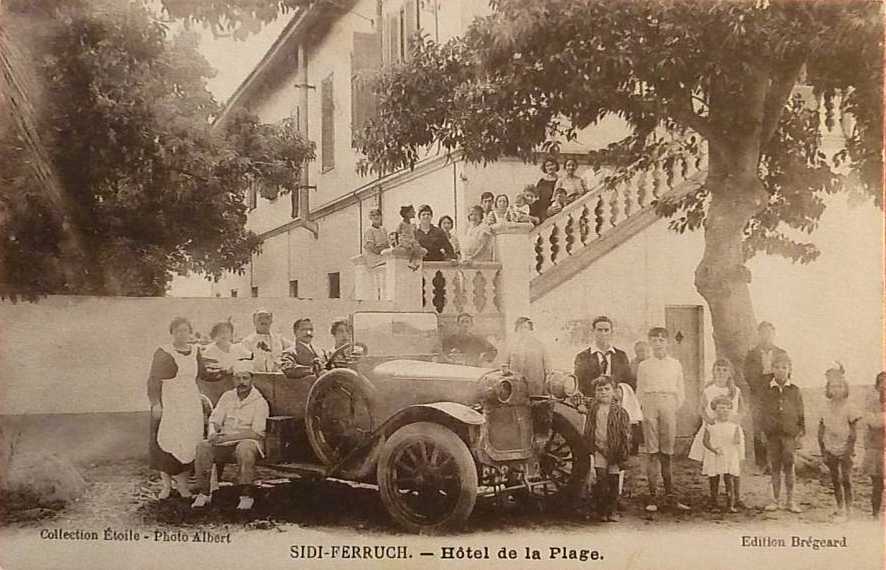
[529,150,709,301]
[352,146,709,342]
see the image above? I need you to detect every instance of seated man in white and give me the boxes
[191,361,269,511]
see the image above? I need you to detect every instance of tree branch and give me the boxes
[670,95,718,144]
[760,60,805,147]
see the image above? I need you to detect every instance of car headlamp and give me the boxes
[545,370,578,398]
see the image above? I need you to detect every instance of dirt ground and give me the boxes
[1,455,881,536]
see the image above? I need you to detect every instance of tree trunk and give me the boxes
[693,155,768,383]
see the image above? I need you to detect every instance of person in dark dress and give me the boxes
[147,317,218,500]
[531,157,559,223]
[414,204,456,261]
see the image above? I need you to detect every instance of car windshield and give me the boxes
[352,312,440,357]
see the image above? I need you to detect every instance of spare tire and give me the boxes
[305,369,379,465]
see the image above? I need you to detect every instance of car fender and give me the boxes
[379,401,484,435]
[327,402,484,480]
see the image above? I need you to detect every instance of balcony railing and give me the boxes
[530,146,708,278]
[421,261,502,316]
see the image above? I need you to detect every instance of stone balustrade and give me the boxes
[421,261,502,316]
[530,147,708,277]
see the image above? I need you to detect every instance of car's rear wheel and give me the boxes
[377,422,477,534]
[305,371,378,465]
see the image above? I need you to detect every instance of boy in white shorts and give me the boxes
[637,327,690,512]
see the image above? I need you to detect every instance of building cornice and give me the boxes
[213,1,359,129]
[255,151,462,242]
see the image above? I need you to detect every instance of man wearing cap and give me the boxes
[191,361,270,511]
[442,313,497,367]
[241,309,292,372]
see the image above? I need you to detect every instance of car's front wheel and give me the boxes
[537,412,590,504]
[377,422,477,534]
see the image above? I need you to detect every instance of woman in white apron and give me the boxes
[147,317,206,499]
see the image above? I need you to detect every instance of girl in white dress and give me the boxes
[688,359,744,508]
[702,395,745,512]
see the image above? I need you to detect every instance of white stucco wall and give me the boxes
[530,217,712,372]
[0,296,393,415]
[529,193,884,390]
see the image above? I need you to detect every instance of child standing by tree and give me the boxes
[701,395,745,513]
[760,352,805,513]
[584,375,631,522]
[817,363,861,521]
[688,359,744,510]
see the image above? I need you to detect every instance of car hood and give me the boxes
[372,359,493,383]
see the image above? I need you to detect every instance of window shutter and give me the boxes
[351,32,382,147]
[321,74,335,171]
[404,0,417,60]
[247,178,257,210]
[388,13,399,64]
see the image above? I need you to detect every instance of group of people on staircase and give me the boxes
[360,157,594,269]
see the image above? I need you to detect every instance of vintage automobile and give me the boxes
[249,310,589,533]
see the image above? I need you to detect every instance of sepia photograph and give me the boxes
[0,0,883,568]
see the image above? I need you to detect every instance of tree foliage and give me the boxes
[158,0,309,39]
[1,0,313,298]
[356,0,883,264]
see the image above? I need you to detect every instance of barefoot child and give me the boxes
[817,363,861,520]
[584,375,631,522]
[761,352,805,513]
[688,359,744,510]
[861,371,885,518]
[701,395,745,513]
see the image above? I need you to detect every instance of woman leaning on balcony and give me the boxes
[415,204,456,261]
[556,158,589,202]
[461,205,494,262]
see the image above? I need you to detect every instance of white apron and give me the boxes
[156,345,203,464]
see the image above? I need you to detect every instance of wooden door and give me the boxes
[665,305,705,449]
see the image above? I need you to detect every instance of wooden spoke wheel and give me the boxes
[537,413,589,502]
[377,422,477,533]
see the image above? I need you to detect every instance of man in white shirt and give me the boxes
[636,327,689,512]
[192,361,270,511]
[241,309,292,372]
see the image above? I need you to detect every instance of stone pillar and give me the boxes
[350,254,371,301]
[381,248,423,310]
[491,222,533,339]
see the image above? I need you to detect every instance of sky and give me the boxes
[177,13,291,103]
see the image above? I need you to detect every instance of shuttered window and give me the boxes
[247,178,257,210]
[383,1,420,66]
[386,13,399,65]
[404,0,417,61]
[321,74,335,172]
[351,32,382,147]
